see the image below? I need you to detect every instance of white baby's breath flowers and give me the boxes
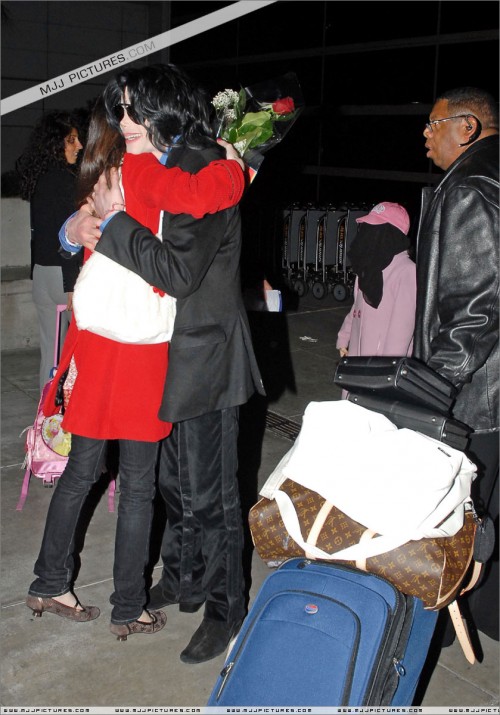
[223,107,237,122]
[212,89,239,110]
[212,90,239,126]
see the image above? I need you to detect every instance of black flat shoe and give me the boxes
[26,595,100,622]
[148,583,204,613]
[180,618,242,664]
[110,609,167,641]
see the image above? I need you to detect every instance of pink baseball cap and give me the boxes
[356,202,410,235]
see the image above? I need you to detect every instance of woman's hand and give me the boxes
[339,347,349,358]
[66,292,73,311]
[217,138,245,171]
[92,167,125,220]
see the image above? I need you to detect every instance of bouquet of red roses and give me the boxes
[212,72,304,179]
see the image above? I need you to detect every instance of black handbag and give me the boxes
[346,392,471,452]
[334,356,457,415]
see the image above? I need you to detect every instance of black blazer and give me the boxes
[96,143,265,423]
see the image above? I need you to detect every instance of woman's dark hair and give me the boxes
[103,63,215,151]
[75,96,125,207]
[16,111,78,200]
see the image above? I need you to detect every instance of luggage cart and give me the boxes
[302,205,328,299]
[293,205,310,296]
[281,201,372,301]
[330,203,371,302]
[311,205,348,300]
[281,202,307,291]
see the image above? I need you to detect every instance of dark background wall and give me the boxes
[2,0,498,282]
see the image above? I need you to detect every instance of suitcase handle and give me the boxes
[52,304,68,376]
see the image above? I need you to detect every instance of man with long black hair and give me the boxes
[68,63,265,664]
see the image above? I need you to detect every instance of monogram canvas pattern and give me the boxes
[249,478,476,610]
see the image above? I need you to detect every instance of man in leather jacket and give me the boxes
[414,87,499,642]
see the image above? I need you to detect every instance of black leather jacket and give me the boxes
[413,135,499,432]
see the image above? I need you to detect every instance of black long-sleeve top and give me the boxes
[30,164,82,292]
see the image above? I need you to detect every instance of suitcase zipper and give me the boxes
[367,593,413,705]
[393,657,407,677]
[216,661,234,700]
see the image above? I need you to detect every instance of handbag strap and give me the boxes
[448,560,483,664]
[304,499,334,559]
[447,600,476,664]
[53,305,67,375]
[304,497,378,569]
[16,464,32,512]
[459,560,483,595]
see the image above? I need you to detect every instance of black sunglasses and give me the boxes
[112,102,140,122]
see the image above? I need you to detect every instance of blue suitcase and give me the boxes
[207,558,438,707]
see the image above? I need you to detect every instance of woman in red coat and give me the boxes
[27,99,246,639]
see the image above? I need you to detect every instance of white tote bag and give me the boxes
[73,211,176,344]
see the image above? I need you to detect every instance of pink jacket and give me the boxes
[336,251,416,357]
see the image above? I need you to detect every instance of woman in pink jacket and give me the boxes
[336,202,416,367]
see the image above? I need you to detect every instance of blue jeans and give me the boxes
[29,434,159,623]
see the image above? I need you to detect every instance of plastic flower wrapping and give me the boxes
[212,72,304,181]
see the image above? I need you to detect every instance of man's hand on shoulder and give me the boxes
[67,204,102,252]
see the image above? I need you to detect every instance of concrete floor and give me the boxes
[1,290,498,709]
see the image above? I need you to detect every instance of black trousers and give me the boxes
[465,429,499,641]
[157,407,245,625]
